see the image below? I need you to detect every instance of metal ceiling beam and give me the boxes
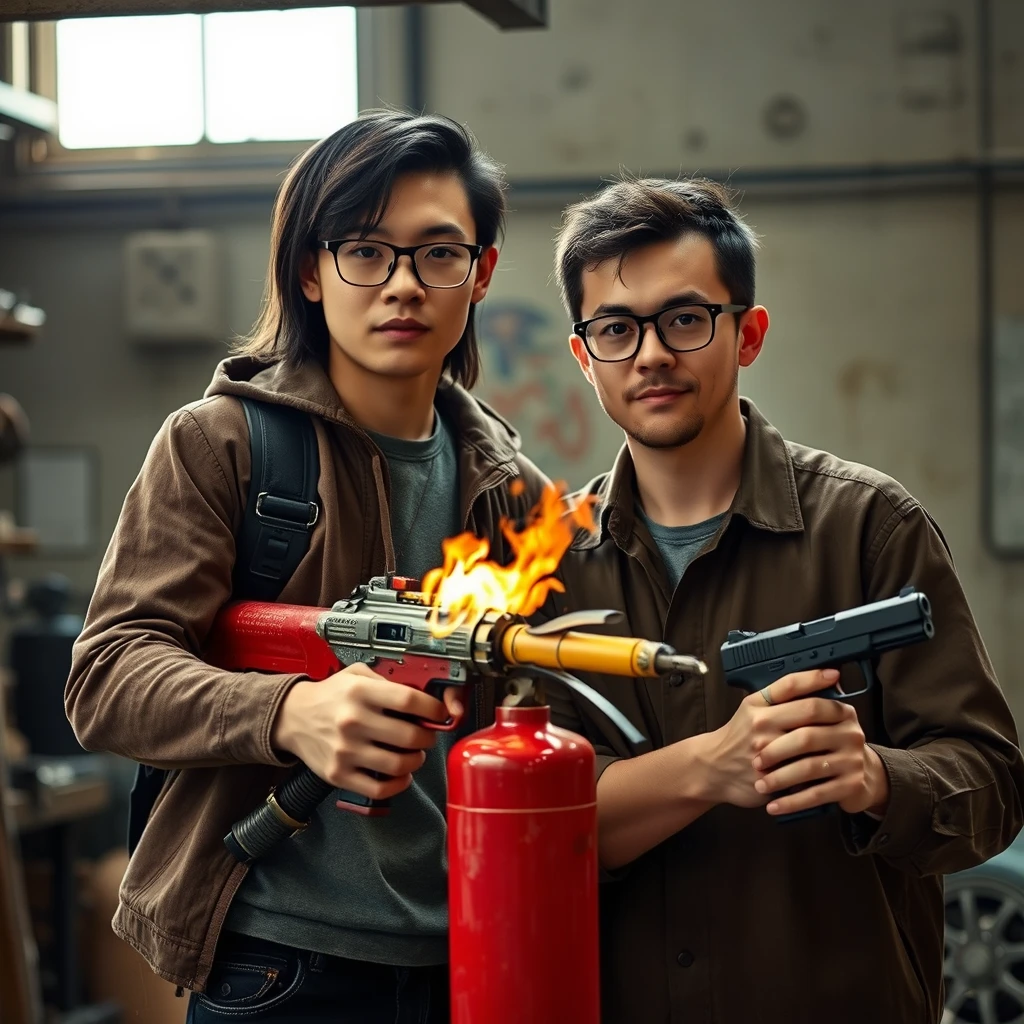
[0,0,548,29]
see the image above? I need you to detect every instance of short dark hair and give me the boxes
[553,177,758,322]
[238,110,507,388]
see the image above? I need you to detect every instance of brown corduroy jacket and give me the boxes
[549,398,1024,1024]
[65,355,549,992]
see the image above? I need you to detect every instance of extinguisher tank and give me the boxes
[447,704,599,1024]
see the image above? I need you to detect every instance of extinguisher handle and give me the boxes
[528,666,652,755]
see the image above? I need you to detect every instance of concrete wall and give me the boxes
[2,0,1024,719]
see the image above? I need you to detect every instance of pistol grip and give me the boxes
[774,800,834,824]
[335,779,392,817]
[724,671,775,697]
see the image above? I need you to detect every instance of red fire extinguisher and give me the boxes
[448,672,649,1024]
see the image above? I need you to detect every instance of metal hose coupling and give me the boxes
[223,766,333,864]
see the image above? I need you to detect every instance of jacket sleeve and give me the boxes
[65,406,303,770]
[842,500,1024,874]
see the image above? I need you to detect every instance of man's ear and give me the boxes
[470,246,499,304]
[300,251,323,303]
[569,334,596,386]
[737,305,769,368]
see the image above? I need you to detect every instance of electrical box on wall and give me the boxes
[123,230,226,345]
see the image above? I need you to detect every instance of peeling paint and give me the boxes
[836,358,903,401]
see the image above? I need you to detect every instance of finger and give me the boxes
[443,686,465,721]
[754,754,843,796]
[753,725,847,770]
[758,669,840,706]
[361,678,449,723]
[330,769,413,801]
[362,770,413,802]
[357,771,415,802]
[363,716,438,752]
[765,778,847,816]
[756,696,849,739]
[356,745,428,778]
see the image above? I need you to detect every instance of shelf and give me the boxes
[0,289,45,343]
[0,316,39,344]
[7,776,110,834]
[0,528,37,555]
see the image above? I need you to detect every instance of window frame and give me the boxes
[12,11,368,184]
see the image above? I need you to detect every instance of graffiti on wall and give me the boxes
[477,300,592,469]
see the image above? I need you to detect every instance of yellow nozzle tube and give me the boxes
[501,623,671,678]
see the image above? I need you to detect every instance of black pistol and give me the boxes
[720,585,934,823]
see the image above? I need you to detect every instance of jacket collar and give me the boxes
[205,355,522,472]
[573,397,804,551]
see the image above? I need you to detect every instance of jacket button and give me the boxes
[667,673,684,687]
[676,950,694,968]
[220,983,232,997]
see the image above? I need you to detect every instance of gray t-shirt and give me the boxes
[226,409,462,965]
[638,506,727,590]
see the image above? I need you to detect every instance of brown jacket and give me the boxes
[549,399,1024,1024]
[65,356,549,992]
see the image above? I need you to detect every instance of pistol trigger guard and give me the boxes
[836,659,874,700]
[422,679,463,732]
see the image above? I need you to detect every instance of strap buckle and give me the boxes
[256,491,320,528]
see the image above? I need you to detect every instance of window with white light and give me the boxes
[54,6,358,151]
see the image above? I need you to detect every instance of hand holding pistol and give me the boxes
[719,586,934,822]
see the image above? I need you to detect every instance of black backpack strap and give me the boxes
[233,397,320,602]
[128,397,319,856]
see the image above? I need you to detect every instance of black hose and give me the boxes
[224,765,333,864]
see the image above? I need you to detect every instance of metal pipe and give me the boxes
[978,0,1002,554]
[405,4,426,113]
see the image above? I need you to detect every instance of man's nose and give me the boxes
[633,323,676,371]
[382,255,425,301]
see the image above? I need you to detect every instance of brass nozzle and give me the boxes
[501,623,705,679]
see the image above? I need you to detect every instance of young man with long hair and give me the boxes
[66,111,548,1023]
[548,176,1024,1024]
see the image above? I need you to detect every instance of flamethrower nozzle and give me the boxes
[499,623,705,680]
[654,653,708,676]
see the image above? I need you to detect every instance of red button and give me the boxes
[391,576,421,591]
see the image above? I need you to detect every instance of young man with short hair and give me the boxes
[548,176,1024,1023]
[66,111,548,1023]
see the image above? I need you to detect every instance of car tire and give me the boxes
[944,865,1024,1023]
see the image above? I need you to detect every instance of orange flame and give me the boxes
[420,482,597,635]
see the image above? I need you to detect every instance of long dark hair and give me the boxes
[237,110,507,388]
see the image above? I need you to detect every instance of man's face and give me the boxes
[571,233,764,450]
[301,170,497,383]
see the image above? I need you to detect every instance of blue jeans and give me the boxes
[186,932,449,1023]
